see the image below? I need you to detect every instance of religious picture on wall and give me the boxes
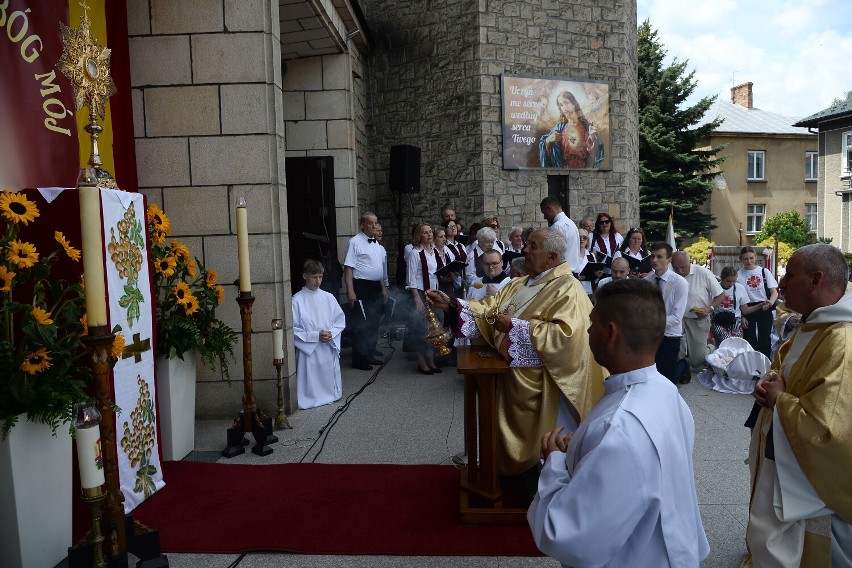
[501,74,611,171]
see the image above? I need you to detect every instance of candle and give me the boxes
[79,184,108,327]
[74,403,105,490]
[272,319,284,360]
[235,197,251,293]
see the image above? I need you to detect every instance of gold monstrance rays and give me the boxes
[56,1,117,179]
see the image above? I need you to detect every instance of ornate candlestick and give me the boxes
[272,319,292,430]
[73,402,106,567]
[84,327,127,557]
[222,200,274,457]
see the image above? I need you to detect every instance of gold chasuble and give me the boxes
[463,262,605,475]
[749,315,852,565]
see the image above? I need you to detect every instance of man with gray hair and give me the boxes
[745,244,852,565]
[426,228,604,490]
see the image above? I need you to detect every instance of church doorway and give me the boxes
[285,157,341,296]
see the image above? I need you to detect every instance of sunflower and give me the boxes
[174,281,191,305]
[31,307,54,325]
[0,265,15,292]
[0,190,39,225]
[152,228,167,245]
[155,255,177,278]
[215,284,225,304]
[6,239,39,269]
[170,240,191,264]
[147,203,171,236]
[183,295,200,315]
[186,258,197,279]
[54,231,81,262]
[20,348,52,375]
[111,333,126,359]
[205,269,218,288]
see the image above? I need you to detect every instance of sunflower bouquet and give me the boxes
[146,203,237,380]
[0,189,96,438]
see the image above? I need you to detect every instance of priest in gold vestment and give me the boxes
[745,244,852,567]
[427,228,605,476]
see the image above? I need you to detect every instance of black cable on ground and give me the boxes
[298,333,397,463]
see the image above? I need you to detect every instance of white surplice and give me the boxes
[293,286,346,410]
[528,365,709,568]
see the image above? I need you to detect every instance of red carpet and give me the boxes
[128,461,542,556]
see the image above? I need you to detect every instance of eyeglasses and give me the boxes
[484,261,502,267]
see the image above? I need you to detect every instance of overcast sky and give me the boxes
[636,0,852,119]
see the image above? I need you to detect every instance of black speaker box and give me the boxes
[389,145,420,193]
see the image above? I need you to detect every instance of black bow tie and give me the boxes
[368,238,377,243]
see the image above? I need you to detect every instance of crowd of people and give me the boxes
[290,204,851,566]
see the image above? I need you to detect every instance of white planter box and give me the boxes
[0,415,72,568]
[156,352,197,461]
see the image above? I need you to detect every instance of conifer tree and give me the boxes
[638,20,724,242]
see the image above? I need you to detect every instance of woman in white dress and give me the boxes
[613,227,650,278]
[293,260,346,409]
[405,223,443,375]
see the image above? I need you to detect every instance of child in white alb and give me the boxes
[293,260,346,410]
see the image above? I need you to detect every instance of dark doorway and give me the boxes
[547,175,570,216]
[285,157,341,296]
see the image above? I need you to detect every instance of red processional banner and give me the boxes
[0,1,80,189]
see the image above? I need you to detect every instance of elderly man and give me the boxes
[645,242,689,385]
[426,228,604,481]
[595,256,630,288]
[529,279,709,567]
[467,248,510,301]
[540,196,582,273]
[343,212,388,371]
[746,244,852,566]
[671,251,724,381]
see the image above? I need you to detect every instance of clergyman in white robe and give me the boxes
[528,364,709,567]
[293,286,346,410]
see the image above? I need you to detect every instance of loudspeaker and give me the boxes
[390,145,420,193]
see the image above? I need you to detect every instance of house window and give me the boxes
[805,152,818,181]
[748,150,765,181]
[843,132,852,178]
[747,204,765,234]
[805,203,817,232]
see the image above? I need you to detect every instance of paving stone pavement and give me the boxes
[58,334,754,567]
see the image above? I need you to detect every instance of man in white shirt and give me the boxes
[343,212,388,371]
[671,251,724,381]
[529,278,709,567]
[540,196,582,273]
[645,242,688,385]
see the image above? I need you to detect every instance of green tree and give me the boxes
[755,211,816,249]
[638,20,725,242]
[830,90,852,107]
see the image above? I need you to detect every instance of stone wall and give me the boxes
[127,0,292,416]
[361,0,639,276]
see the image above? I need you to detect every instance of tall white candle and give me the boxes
[235,198,251,293]
[79,185,108,327]
[272,327,284,360]
[75,423,105,489]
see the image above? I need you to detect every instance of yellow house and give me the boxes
[793,100,852,253]
[696,83,817,246]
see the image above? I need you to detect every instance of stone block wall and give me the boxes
[127,0,293,416]
[361,0,639,276]
[283,46,370,263]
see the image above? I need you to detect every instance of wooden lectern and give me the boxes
[456,345,529,525]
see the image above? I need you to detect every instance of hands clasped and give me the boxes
[753,370,786,409]
[541,426,573,460]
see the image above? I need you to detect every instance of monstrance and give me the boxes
[56,0,118,188]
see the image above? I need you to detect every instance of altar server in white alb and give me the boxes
[293,259,346,410]
[528,278,709,567]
